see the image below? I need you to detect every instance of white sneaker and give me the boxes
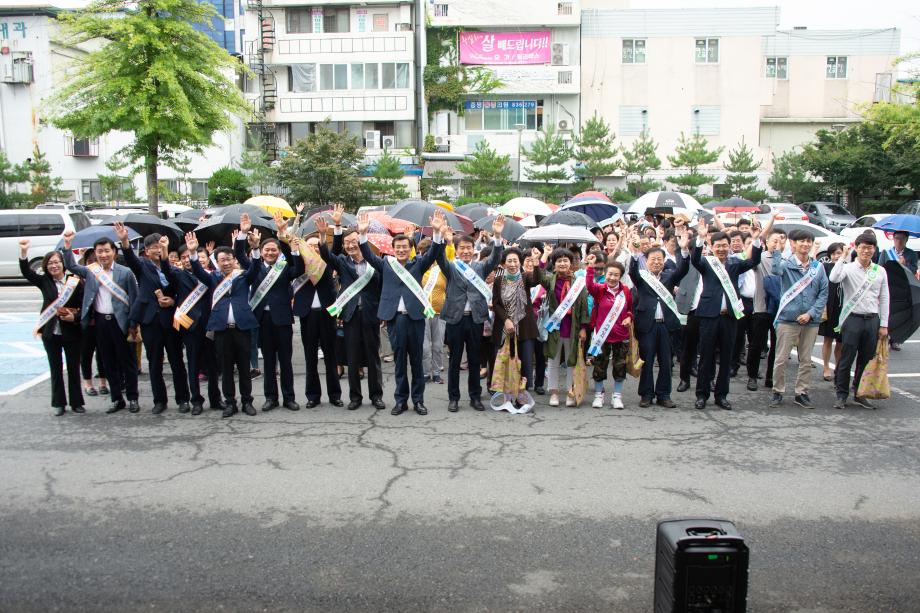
[592,393,604,409]
[549,393,560,406]
[565,394,576,407]
[611,394,624,410]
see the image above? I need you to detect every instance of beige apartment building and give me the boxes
[580,6,901,195]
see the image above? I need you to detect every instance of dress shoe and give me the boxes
[677,380,690,393]
[283,400,301,411]
[391,403,408,416]
[222,404,237,418]
[447,400,459,412]
[694,398,706,410]
[241,402,257,416]
[106,400,126,414]
[414,403,428,415]
[152,403,167,415]
[470,398,485,411]
[690,366,698,378]
[347,400,361,411]
[191,403,204,416]
[304,399,319,409]
[715,397,732,411]
[53,406,65,416]
[535,386,545,395]
[639,397,652,408]
[657,398,676,408]
[261,399,279,412]
[330,399,344,407]
[71,406,85,414]
[178,402,191,414]
[746,378,758,392]
[128,400,140,413]
[372,398,386,410]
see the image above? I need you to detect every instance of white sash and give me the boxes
[774,260,821,326]
[835,263,880,332]
[173,280,208,331]
[455,260,492,301]
[88,263,129,306]
[249,260,287,310]
[34,276,79,336]
[387,256,436,318]
[638,269,687,325]
[704,256,744,319]
[212,270,242,307]
[327,265,374,317]
[544,276,585,333]
[587,289,626,357]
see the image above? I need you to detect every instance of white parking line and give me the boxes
[0,372,50,396]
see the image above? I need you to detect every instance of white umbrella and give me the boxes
[518,215,538,228]
[628,191,704,216]
[497,197,554,217]
[518,224,600,244]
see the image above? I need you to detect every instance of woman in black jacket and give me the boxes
[19,239,85,416]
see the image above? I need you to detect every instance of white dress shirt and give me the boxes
[829,257,890,327]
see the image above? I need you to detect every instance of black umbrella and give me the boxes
[455,203,494,221]
[212,203,273,219]
[538,209,597,228]
[883,261,920,343]
[388,199,465,231]
[192,213,276,247]
[56,225,142,250]
[101,213,184,248]
[298,210,358,236]
[473,215,526,242]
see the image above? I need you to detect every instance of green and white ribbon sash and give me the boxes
[212,270,242,307]
[455,260,492,301]
[387,256,435,319]
[423,265,440,299]
[327,265,374,317]
[88,263,129,306]
[34,276,79,336]
[249,260,287,310]
[173,280,208,331]
[704,255,745,319]
[544,276,585,333]
[587,289,626,357]
[774,260,821,327]
[835,263,880,332]
[639,269,687,325]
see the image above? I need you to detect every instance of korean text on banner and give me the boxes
[459,31,552,65]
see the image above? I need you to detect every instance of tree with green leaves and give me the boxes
[621,131,662,197]
[49,0,251,215]
[420,168,454,202]
[273,124,365,210]
[238,148,275,195]
[862,52,920,147]
[572,115,618,192]
[768,150,826,203]
[364,150,410,205]
[98,157,137,203]
[457,140,516,206]
[723,138,767,202]
[666,132,724,198]
[0,150,30,208]
[208,167,252,206]
[27,146,66,205]
[523,126,570,201]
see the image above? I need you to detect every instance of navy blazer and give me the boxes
[63,248,138,333]
[190,257,260,332]
[876,246,919,274]
[20,257,84,342]
[234,239,303,325]
[122,247,176,328]
[291,251,337,318]
[628,252,691,333]
[320,232,382,324]
[359,235,444,322]
[163,264,212,333]
[690,241,763,319]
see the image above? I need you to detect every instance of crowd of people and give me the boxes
[23,202,902,417]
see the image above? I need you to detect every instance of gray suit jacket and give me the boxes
[675,265,701,315]
[63,249,138,333]
[437,241,503,325]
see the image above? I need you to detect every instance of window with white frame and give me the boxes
[622,39,646,64]
[558,2,573,15]
[433,4,448,17]
[826,56,847,79]
[695,38,719,63]
[765,56,788,79]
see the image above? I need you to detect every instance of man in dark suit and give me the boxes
[690,217,770,410]
[116,225,190,415]
[357,210,447,415]
[185,231,260,418]
[235,214,304,412]
[875,229,918,351]
[628,232,691,407]
[314,205,384,411]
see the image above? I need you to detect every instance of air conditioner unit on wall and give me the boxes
[557,119,569,131]
[365,130,381,150]
[551,43,570,66]
[382,135,396,149]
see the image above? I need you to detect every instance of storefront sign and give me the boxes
[459,30,551,65]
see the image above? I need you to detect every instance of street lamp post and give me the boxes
[515,123,525,193]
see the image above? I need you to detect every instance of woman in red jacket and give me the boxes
[585,256,633,409]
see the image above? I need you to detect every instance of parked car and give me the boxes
[771,221,848,261]
[35,202,85,212]
[0,209,92,278]
[896,200,920,216]
[800,201,857,232]
[715,202,808,227]
[840,214,920,252]
[83,202,193,219]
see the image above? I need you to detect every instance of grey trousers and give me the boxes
[422,317,445,377]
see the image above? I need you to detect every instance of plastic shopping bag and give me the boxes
[856,338,891,400]
[626,324,644,379]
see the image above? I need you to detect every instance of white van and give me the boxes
[0,209,92,278]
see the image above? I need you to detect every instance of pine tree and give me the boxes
[98,156,137,203]
[457,140,516,206]
[238,148,275,195]
[420,168,453,201]
[0,150,30,208]
[27,146,65,205]
[572,115,619,192]
[665,132,724,198]
[621,131,662,197]
[523,126,570,201]
[723,138,767,202]
[364,150,410,205]
[49,0,251,214]
[208,167,252,206]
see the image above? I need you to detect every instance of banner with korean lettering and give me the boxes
[459,31,552,65]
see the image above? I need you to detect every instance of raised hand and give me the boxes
[273,211,288,233]
[314,216,329,235]
[696,218,709,242]
[159,235,170,252]
[249,228,262,249]
[677,232,690,251]
[290,236,301,252]
[240,213,251,234]
[18,238,29,258]
[113,221,129,245]
[231,229,240,243]
[331,203,344,226]
[442,224,454,245]
[205,240,215,254]
[357,212,369,236]
[492,214,505,238]
[429,210,445,234]
[584,253,597,267]
[62,230,74,250]
[185,232,199,252]
[296,202,306,214]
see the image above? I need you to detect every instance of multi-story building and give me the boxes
[195,0,247,56]
[580,6,901,193]
[424,0,581,188]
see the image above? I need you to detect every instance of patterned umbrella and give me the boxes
[627,191,704,216]
[366,233,395,255]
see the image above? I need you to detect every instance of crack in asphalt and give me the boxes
[645,486,711,505]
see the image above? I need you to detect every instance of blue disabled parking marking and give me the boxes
[0,313,51,395]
